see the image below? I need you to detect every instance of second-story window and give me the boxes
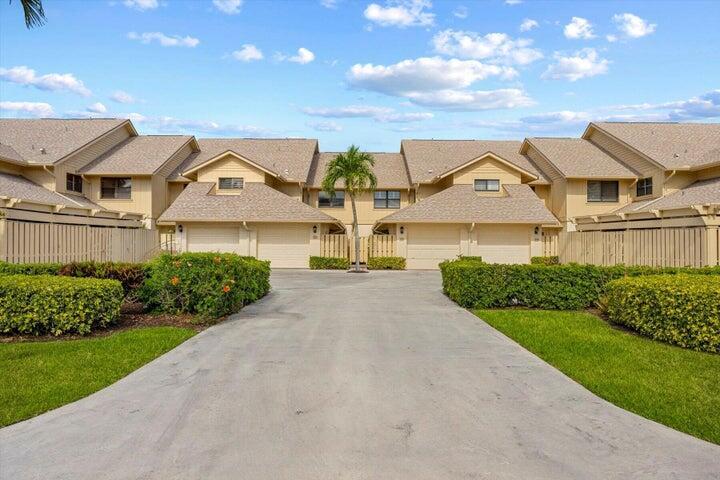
[100,177,131,199]
[636,177,653,197]
[474,179,500,192]
[587,180,619,202]
[218,177,244,190]
[66,173,83,193]
[374,190,401,209]
[318,190,345,208]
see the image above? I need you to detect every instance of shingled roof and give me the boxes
[610,176,720,215]
[377,184,558,225]
[0,118,129,165]
[591,122,720,170]
[524,138,638,178]
[400,140,549,185]
[157,182,338,224]
[306,152,411,189]
[79,135,195,175]
[0,172,105,210]
[171,138,318,182]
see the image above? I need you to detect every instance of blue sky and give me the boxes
[1,0,719,151]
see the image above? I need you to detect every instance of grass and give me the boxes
[0,327,196,427]
[476,309,720,445]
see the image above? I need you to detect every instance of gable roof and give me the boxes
[0,172,105,210]
[400,140,549,185]
[523,138,638,179]
[0,118,131,165]
[588,122,720,170]
[377,184,558,225]
[307,152,411,189]
[157,182,338,224]
[79,135,195,175]
[173,138,318,182]
[0,143,25,164]
[611,176,720,215]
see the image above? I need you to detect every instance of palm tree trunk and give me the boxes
[350,194,361,272]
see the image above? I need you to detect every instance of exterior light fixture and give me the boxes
[534,226,539,235]
[400,226,404,235]
[313,225,318,234]
[178,224,183,233]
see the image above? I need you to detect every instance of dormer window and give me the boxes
[636,177,653,197]
[218,177,244,190]
[474,179,500,192]
[66,173,83,193]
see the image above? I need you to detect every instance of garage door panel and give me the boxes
[257,224,310,269]
[475,225,530,264]
[187,225,242,254]
[407,225,461,270]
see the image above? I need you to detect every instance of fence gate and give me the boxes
[320,234,396,263]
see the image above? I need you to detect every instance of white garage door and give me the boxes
[475,225,530,264]
[407,224,461,269]
[257,224,310,268]
[187,225,241,254]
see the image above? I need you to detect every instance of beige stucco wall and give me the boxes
[564,178,632,220]
[196,155,269,192]
[85,175,152,216]
[452,157,522,189]
[307,189,410,227]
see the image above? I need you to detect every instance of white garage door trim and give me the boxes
[407,224,461,270]
[257,224,310,269]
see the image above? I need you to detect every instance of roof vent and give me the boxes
[40,148,47,154]
[673,153,680,158]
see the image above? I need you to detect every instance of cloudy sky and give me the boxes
[0,0,718,150]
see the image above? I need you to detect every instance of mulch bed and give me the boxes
[1,302,220,343]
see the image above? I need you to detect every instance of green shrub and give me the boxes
[440,260,720,310]
[457,256,483,263]
[309,256,350,270]
[0,275,123,336]
[139,253,270,319]
[58,261,147,296]
[606,275,720,353]
[531,256,559,265]
[367,256,406,270]
[0,261,62,276]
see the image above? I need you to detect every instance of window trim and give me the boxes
[373,190,401,209]
[474,179,500,192]
[318,190,345,208]
[587,180,619,203]
[66,173,83,194]
[218,177,244,190]
[100,177,132,200]
[636,177,653,197]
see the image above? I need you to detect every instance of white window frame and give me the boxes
[218,177,244,190]
[474,179,500,192]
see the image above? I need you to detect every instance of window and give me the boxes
[66,173,82,193]
[474,179,500,192]
[587,180,619,202]
[637,177,653,197]
[374,190,401,209]
[100,177,131,199]
[218,177,244,190]
[318,190,345,208]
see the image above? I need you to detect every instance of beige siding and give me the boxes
[0,161,23,175]
[308,189,410,227]
[664,170,697,194]
[525,145,568,223]
[272,180,303,199]
[86,175,152,216]
[565,178,632,220]
[21,166,55,190]
[525,145,564,182]
[697,165,720,180]
[150,174,167,219]
[156,141,195,178]
[196,155,267,192]
[452,157,522,191]
[167,182,187,207]
[55,124,132,194]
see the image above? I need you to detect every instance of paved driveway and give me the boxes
[1,271,719,479]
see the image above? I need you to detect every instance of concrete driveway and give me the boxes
[1,270,718,479]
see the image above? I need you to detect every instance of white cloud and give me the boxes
[302,104,433,122]
[563,17,595,39]
[110,90,136,104]
[213,0,243,14]
[505,0,522,5]
[320,0,339,8]
[611,90,720,120]
[123,0,158,11]
[0,66,91,96]
[86,102,107,114]
[453,6,468,19]
[519,18,538,32]
[542,48,609,81]
[307,121,343,132]
[612,13,656,39]
[132,115,273,136]
[279,47,316,64]
[127,32,199,48]
[606,34,618,43]
[432,30,543,65]
[364,0,434,28]
[402,88,533,111]
[232,44,263,62]
[0,101,55,117]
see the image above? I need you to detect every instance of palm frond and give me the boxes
[11,0,46,28]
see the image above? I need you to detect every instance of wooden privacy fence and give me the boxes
[542,230,559,257]
[559,227,720,267]
[0,219,160,264]
[320,234,397,263]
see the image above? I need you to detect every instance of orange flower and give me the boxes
[173,261,181,268]
[222,285,231,293]
[214,256,221,264]
[170,276,180,286]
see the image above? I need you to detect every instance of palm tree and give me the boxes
[11,0,46,28]
[322,145,377,272]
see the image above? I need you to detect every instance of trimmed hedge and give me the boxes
[0,275,123,335]
[309,256,350,270]
[139,253,270,319]
[367,256,406,270]
[58,261,147,296]
[531,256,559,265]
[606,275,720,353]
[0,261,62,276]
[440,260,720,310]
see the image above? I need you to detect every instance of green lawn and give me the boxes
[476,309,720,445]
[0,327,195,427]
